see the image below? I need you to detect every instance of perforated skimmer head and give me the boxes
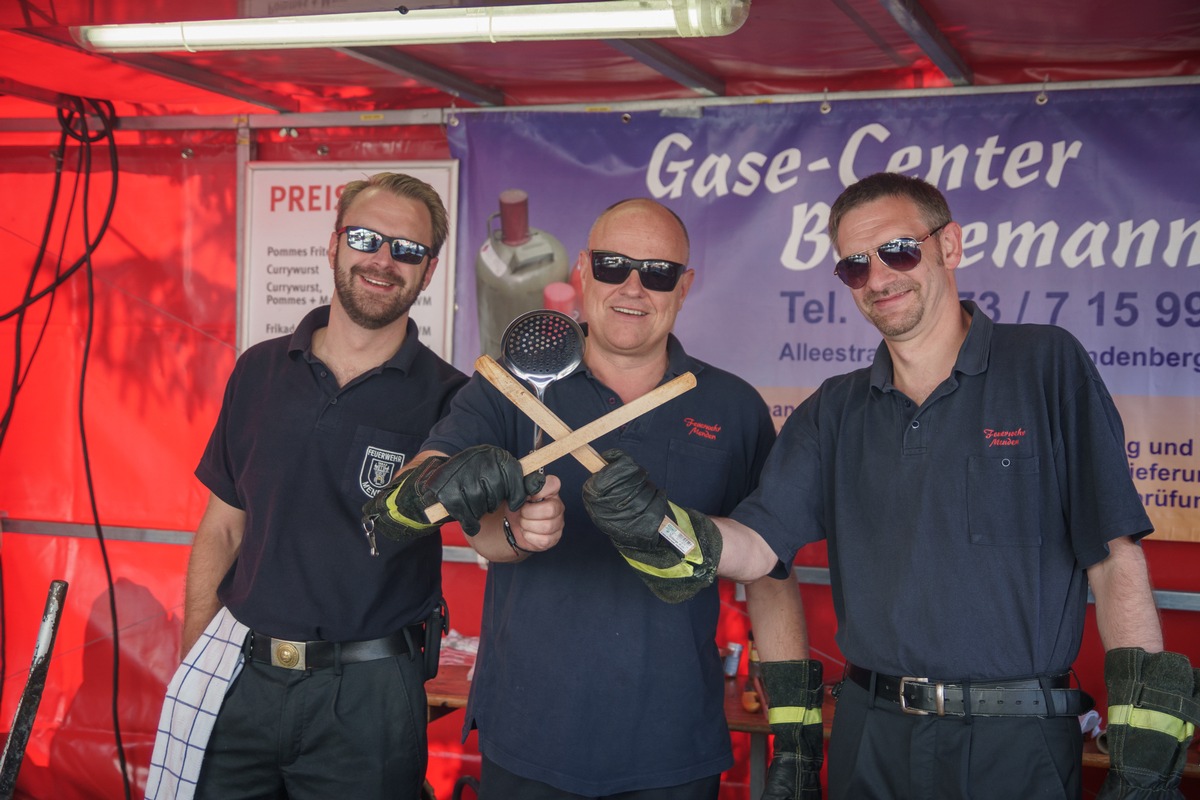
[500,309,585,453]
[501,310,585,392]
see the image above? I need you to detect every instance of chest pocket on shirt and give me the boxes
[343,425,426,502]
[966,455,1042,546]
[664,438,733,515]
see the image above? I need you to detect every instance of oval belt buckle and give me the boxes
[271,639,306,671]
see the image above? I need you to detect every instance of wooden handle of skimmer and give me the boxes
[423,355,697,553]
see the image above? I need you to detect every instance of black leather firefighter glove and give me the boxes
[760,660,825,800]
[363,445,545,539]
[1098,647,1199,799]
[581,449,722,604]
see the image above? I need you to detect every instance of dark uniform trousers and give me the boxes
[195,652,428,800]
[828,678,1083,800]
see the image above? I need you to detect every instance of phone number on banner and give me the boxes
[960,290,1200,328]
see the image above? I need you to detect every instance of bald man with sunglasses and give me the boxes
[582,174,1198,799]
[365,198,813,800]
[148,173,467,800]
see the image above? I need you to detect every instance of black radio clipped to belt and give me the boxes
[423,596,449,680]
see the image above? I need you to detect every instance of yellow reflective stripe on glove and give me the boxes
[384,470,438,530]
[618,501,704,578]
[767,706,823,726]
[1109,704,1197,743]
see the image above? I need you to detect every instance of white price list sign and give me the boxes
[241,161,458,361]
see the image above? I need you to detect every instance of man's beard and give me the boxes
[863,251,942,338]
[333,244,425,330]
[865,284,924,338]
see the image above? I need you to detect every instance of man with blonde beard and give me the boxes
[148,173,466,800]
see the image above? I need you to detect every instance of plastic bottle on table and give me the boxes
[741,630,762,713]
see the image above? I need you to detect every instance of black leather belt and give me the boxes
[246,625,423,671]
[846,663,1084,717]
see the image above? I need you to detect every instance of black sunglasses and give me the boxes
[833,222,949,289]
[590,250,686,292]
[337,226,430,265]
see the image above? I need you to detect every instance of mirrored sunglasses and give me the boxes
[337,226,430,265]
[590,250,686,292]
[833,222,948,289]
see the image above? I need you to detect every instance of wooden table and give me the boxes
[428,665,1200,795]
[425,662,473,718]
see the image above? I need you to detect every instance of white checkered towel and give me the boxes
[144,607,248,800]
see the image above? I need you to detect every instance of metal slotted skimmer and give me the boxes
[501,309,585,455]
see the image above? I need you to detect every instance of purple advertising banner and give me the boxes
[447,85,1200,540]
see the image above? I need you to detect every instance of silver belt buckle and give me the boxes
[899,676,946,716]
[269,638,306,670]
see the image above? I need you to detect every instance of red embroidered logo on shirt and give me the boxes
[983,427,1026,447]
[684,418,722,441]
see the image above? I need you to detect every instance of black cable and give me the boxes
[0,102,120,324]
[13,170,80,415]
[0,246,89,321]
[0,107,73,714]
[69,95,133,800]
[22,153,84,394]
[0,125,70,454]
[0,95,131,799]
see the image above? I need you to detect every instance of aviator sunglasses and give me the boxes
[833,222,949,289]
[590,250,686,292]
[337,226,430,265]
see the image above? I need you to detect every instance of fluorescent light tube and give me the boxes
[73,0,750,53]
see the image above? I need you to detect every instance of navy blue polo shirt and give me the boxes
[422,332,776,795]
[196,306,467,642]
[733,302,1152,681]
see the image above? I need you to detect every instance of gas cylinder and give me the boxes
[476,189,570,358]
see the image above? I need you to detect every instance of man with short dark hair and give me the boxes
[583,174,1199,799]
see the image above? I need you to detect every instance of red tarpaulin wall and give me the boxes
[2,125,1197,800]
